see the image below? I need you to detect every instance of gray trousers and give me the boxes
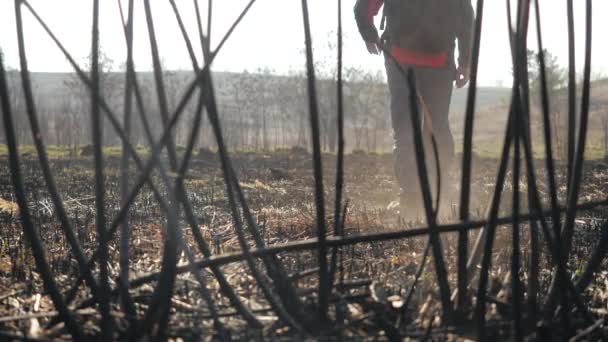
[384,56,455,206]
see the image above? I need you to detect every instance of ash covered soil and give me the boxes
[1,150,608,340]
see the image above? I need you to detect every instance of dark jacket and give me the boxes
[354,0,474,67]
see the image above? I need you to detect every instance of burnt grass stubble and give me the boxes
[1,150,608,339]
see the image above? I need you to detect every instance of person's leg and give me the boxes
[384,57,423,219]
[417,66,456,215]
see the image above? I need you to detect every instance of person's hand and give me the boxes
[365,39,382,55]
[455,64,470,88]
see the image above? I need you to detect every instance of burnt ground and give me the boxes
[1,150,608,340]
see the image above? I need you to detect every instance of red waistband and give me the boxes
[391,47,448,68]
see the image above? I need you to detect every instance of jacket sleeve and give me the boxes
[456,0,475,67]
[354,0,384,42]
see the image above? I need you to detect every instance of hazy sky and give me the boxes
[0,1,606,86]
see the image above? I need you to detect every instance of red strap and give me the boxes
[391,47,448,68]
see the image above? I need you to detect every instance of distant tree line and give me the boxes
[0,63,391,155]
[3,47,607,159]
[527,48,608,160]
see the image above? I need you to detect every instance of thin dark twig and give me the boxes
[566,0,576,191]
[300,0,330,325]
[534,0,567,326]
[513,0,540,328]
[329,202,348,291]
[330,0,345,299]
[458,0,484,309]
[116,0,137,324]
[193,0,211,57]
[527,196,540,323]
[560,0,593,268]
[206,0,212,52]
[511,117,523,342]
[429,133,441,217]
[90,0,113,339]
[417,93,442,215]
[143,0,179,169]
[473,102,514,339]
[116,3,157,154]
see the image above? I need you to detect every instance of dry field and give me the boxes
[1,149,607,340]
